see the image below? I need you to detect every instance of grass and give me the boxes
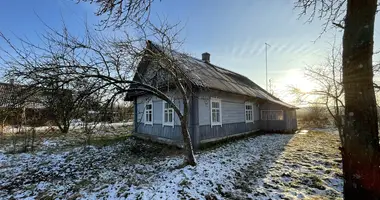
[179,178,191,188]
[72,179,92,192]
[88,134,131,147]
[230,129,342,199]
[0,125,134,154]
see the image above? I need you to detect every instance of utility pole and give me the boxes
[269,78,273,95]
[265,43,270,91]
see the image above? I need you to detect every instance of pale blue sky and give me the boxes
[1,0,379,103]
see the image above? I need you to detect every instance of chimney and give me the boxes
[202,52,210,63]
[9,79,14,85]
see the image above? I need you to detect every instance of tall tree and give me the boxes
[0,21,198,166]
[77,0,197,165]
[342,0,380,197]
[296,0,380,198]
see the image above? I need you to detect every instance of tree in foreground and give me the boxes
[78,0,155,29]
[296,0,380,198]
[0,20,198,165]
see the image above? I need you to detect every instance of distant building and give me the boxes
[0,80,53,126]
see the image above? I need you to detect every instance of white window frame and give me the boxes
[144,100,153,125]
[261,110,284,121]
[162,100,175,127]
[210,98,222,126]
[245,102,254,123]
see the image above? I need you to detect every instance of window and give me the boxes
[163,100,174,126]
[245,103,254,122]
[210,98,222,126]
[261,110,283,120]
[145,101,153,125]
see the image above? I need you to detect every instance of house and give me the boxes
[0,80,45,109]
[0,80,58,127]
[125,41,297,148]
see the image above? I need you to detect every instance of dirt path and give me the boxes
[231,131,343,200]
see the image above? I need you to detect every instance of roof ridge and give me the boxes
[198,59,282,101]
[137,41,296,108]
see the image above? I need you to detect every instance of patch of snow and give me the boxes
[0,131,343,199]
[2,122,133,134]
[41,139,58,147]
[297,130,309,134]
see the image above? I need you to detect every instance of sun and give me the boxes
[272,68,317,104]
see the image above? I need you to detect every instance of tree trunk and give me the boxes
[342,0,380,198]
[31,128,36,152]
[180,118,196,166]
[57,124,69,134]
[57,120,70,134]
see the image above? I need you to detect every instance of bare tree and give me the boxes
[42,77,106,134]
[291,41,344,141]
[79,91,105,146]
[296,0,380,198]
[78,0,155,29]
[0,21,197,165]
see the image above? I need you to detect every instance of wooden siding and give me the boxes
[134,91,196,147]
[136,100,145,124]
[196,89,261,142]
[254,105,260,121]
[198,96,210,126]
[259,120,287,131]
[259,102,297,131]
[222,100,245,124]
[292,110,297,129]
[190,95,200,149]
[135,93,185,125]
[260,102,288,110]
[133,88,297,147]
[199,122,259,141]
[197,90,259,126]
[135,123,183,141]
[286,110,297,130]
[134,98,138,132]
[153,100,162,124]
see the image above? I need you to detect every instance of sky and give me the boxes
[0,0,379,104]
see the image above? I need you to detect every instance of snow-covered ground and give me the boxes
[0,122,133,153]
[0,130,343,199]
[232,131,343,199]
[2,122,133,134]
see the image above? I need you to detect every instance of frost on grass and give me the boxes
[0,122,133,153]
[0,137,178,199]
[0,130,343,199]
[232,131,343,200]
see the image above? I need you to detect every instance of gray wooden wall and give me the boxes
[136,92,185,126]
[135,92,186,142]
[259,102,297,131]
[133,89,297,148]
[135,123,183,142]
[196,90,260,143]
[197,90,260,125]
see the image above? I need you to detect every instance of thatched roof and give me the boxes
[127,41,297,109]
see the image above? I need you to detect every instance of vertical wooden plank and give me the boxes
[134,98,138,133]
